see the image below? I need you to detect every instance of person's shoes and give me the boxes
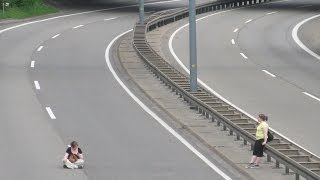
[245,163,254,168]
[63,165,68,169]
[77,165,83,169]
[250,164,260,169]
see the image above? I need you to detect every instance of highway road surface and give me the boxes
[0,0,241,179]
[170,0,320,157]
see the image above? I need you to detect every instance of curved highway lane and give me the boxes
[0,1,239,179]
[170,0,320,156]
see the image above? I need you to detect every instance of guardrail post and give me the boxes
[223,124,227,131]
[229,130,233,135]
[244,139,247,145]
[267,154,271,162]
[211,116,215,122]
[276,160,280,168]
[236,134,240,140]
[295,173,299,180]
[285,166,289,174]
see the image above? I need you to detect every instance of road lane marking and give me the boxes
[266,11,277,15]
[262,70,276,77]
[233,28,239,32]
[106,30,232,180]
[73,25,84,29]
[104,17,118,21]
[52,34,60,39]
[240,53,248,59]
[245,19,252,23]
[292,13,320,61]
[303,92,320,102]
[37,46,43,52]
[31,61,35,68]
[0,0,181,36]
[231,39,235,45]
[34,81,40,90]
[46,107,56,119]
[168,0,320,159]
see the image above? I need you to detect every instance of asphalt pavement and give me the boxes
[170,0,320,156]
[0,0,240,179]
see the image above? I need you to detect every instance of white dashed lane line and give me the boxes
[233,28,239,33]
[231,39,235,45]
[297,5,312,8]
[34,81,40,90]
[52,34,60,39]
[266,11,277,15]
[245,19,252,23]
[262,70,276,78]
[303,92,320,102]
[73,25,84,29]
[37,46,43,52]
[240,53,248,59]
[46,107,56,119]
[31,61,35,68]
[104,17,118,21]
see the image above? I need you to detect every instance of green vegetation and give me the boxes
[0,0,58,20]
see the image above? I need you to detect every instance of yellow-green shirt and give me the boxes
[256,122,269,140]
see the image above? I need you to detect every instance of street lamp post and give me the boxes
[139,0,144,25]
[189,0,198,92]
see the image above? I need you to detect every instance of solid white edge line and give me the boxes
[303,92,320,102]
[231,39,235,45]
[37,46,43,52]
[105,30,232,180]
[52,34,60,39]
[240,53,248,59]
[31,61,35,68]
[0,0,181,35]
[46,107,56,119]
[292,14,320,61]
[169,3,320,159]
[233,28,238,32]
[262,70,276,78]
[34,81,40,90]
[245,19,252,23]
[73,25,84,29]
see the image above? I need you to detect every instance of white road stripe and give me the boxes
[31,61,35,68]
[104,17,118,21]
[106,30,232,180]
[262,70,276,77]
[245,19,252,23]
[46,107,56,119]
[303,92,320,102]
[34,81,40,90]
[233,28,239,33]
[292,13,320,61]
[73,25,84,29]
[266,11,277,15]
[37,46,43,52]
[240,53,248,59]
[231,39,235,45]
[52,34,60,39]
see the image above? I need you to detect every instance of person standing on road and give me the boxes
[246,114,269,168]
[62,141,85,169]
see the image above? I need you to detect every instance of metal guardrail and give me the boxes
[132,0,320,179]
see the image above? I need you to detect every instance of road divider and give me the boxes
[37,46,43,52]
